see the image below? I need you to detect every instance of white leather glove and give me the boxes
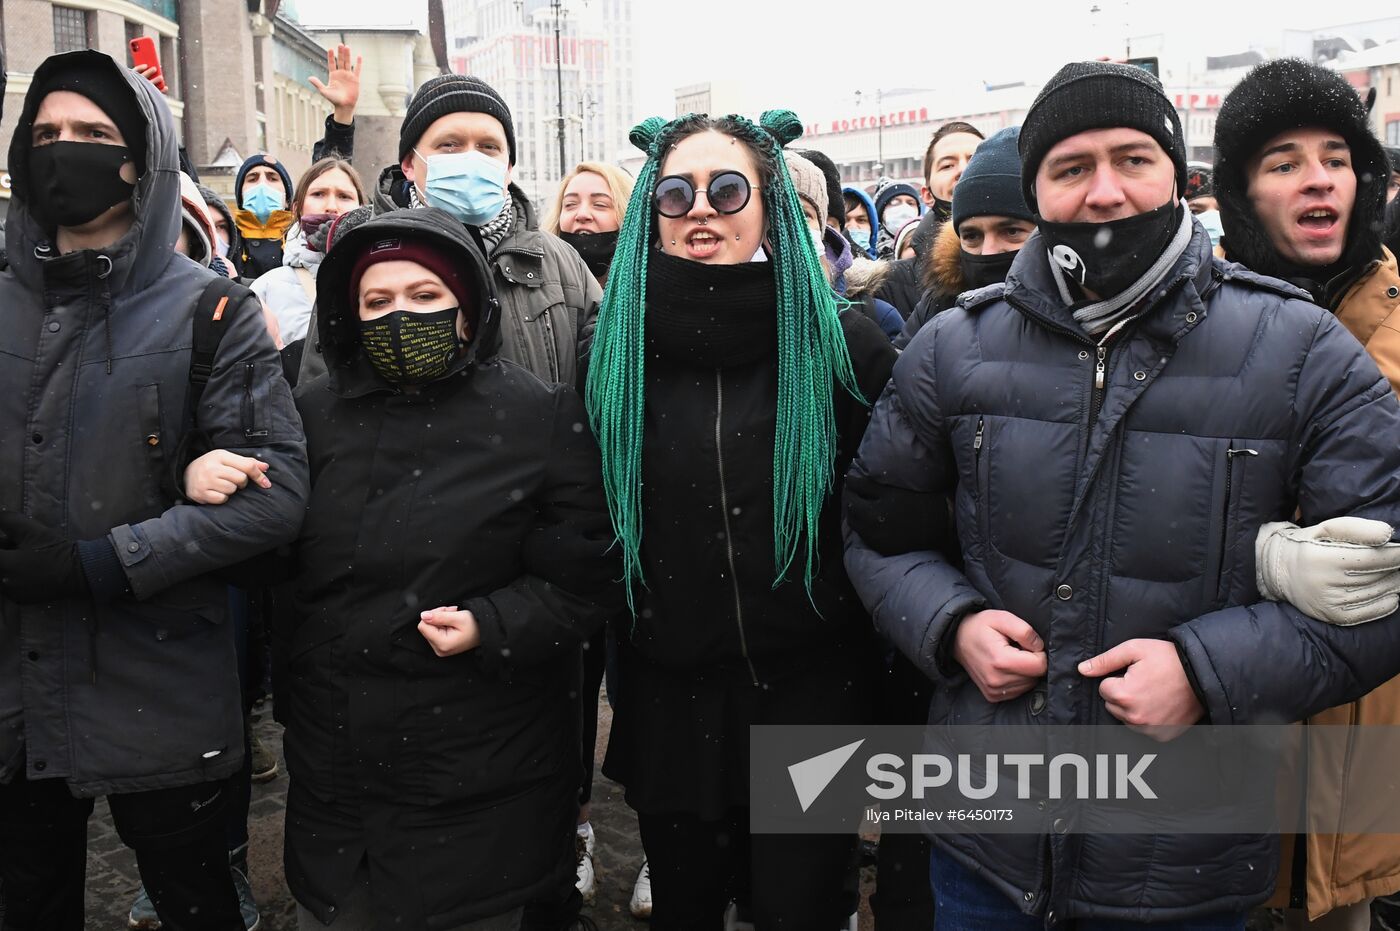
[1255,518,1400,626]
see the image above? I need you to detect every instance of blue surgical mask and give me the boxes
[415,148,508,227]
[848,228,871,251]
[241,182,285,224]
[1196,209,1224,247]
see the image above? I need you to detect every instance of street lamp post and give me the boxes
[551,0,567,178]
[856,88,885,177]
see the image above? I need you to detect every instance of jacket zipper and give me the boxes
[1087,317,1133,436]
[715,369,760,687]
[541,309,559,381]
[242,363,269,440]
[1215,446,1259,597]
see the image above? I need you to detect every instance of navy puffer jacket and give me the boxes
[844,223,1400,923]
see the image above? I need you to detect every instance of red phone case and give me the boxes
[129,37,166,91]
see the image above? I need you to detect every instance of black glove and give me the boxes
[0,511,87,604]
[0,512,129,605]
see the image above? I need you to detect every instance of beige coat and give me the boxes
[1269,248,1400,918]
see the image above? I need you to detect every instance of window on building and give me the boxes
[1388,121,1400,146]
[52,7,89,54]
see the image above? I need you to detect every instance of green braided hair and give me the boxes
[584,109,864,611]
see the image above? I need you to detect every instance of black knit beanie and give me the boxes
[797,148,846,226]
[399,74,516,165]
[1214,58,1386,282]
[953,126,1031,230]
[1019,61,1186,210]
[1185,164,1214,201]
[32,59,148,177]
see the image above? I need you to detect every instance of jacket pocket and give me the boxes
[240,361,270,441]
[973,417,990,555]
[1205,441,1258,607]
[130,577,227,639]
[136,383,170,508]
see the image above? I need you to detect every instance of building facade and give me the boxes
[0,0,341,212]
[304,24,440,190]
[443,0,636,211]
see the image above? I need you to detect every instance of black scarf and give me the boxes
[645,250,777,367]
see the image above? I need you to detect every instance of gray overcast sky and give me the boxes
[296,0,1398,122]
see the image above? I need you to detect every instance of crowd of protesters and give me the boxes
[7,34,1400,931]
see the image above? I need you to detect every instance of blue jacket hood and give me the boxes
[843,185,880,259]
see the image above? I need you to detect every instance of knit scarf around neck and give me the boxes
[645,249,778,367]
[1051,202,1194,339]
[410,186,516,251]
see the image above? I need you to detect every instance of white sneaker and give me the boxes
[575,822,597,904]
[723,901,755,931]
[629,858,653,918]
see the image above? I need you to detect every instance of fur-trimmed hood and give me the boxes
[844,256,890,299]
[923,221,965,297]
[1215,57,1387,288]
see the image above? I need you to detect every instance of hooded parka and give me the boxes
[844,223,1400,923]
[0,50,309,796]
[282,207,621,926]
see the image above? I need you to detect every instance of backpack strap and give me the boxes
[189,276,248,418]
[166,276,251,500]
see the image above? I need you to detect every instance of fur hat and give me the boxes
[1214,57,1386,281]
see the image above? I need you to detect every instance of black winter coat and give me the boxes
[281,208,621,926]
[845,225,1400,922]
[0,52,308,796]
[602,262,896,817]
[875,256,925,319]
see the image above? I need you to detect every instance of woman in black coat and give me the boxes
[584,111,897,930]
[191,206,621,928]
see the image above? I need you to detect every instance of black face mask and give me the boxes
[960,249,1018,290]
[27,142,136,229]
[932,197,953,224]
[1036,200,1182,298]
[358,307,461,384]
[559,229,619,280]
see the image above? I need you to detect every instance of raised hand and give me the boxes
[309,44,361,125]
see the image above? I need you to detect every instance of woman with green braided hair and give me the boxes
[587,110,897,928]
